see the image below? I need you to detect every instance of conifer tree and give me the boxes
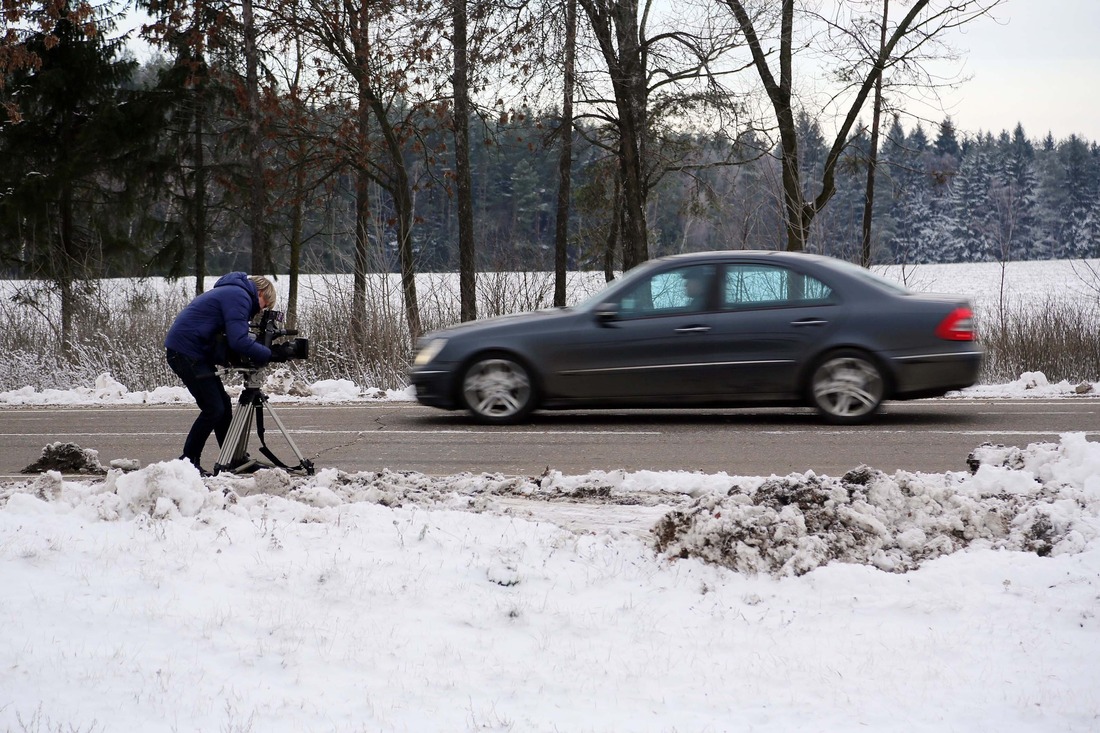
[0,1,163,351]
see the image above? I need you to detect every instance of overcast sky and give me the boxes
[120,0,1099,144]
[925,0,1100,141]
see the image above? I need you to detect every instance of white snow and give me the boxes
[0,367,1094,407]
[2,373,1100,731]
[0,369,418,407]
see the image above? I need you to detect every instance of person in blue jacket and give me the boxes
[165,273,276,475]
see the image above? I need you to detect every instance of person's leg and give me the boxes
[166,350,230,466]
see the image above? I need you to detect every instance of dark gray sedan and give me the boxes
[408,251,983,425]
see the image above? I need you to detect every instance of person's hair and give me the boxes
[249,275,276,308]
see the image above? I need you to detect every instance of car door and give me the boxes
[552,264,723,399]
[703,262,846,398]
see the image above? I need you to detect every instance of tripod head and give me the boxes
[222,365,266,390]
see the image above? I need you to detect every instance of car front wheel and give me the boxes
[810,350,885,424]
[460,355,536,424]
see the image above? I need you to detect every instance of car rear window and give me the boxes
[828,259,912,295]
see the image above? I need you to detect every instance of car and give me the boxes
[408,250,984,425]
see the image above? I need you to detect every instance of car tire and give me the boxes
[460,354,536,425]
[809,350,885,424]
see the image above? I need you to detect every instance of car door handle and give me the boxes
[790,318,828,327]
[675,325,712,334]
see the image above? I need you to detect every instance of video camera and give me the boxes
[256,309,309,363]
[225,309,309,368]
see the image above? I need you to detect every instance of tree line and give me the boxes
[9,0,1070,354]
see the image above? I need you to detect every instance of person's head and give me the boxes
[250,275,276,310]
[684,271,705,299]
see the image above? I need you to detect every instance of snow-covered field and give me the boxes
[3,258,1100,732]
[3,372,1099,732]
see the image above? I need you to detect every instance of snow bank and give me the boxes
[655,434,1100,576]
[3,434,1099,580]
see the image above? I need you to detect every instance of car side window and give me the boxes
[722,265,833,309]
[617,265,716,319]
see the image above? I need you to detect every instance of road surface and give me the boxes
[2,399,1097,478]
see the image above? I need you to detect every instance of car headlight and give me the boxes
[413,338,447,366]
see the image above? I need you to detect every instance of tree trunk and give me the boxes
[393,174,421,340]
[287,138,305,329]
[604,167,621,282]
[360,86,422,339]
[452,0,477,322]
[353,70,371,337]
[553,0,576,306]
[243,0,269,274]
[193,86,207,295]
[59,180,75,357]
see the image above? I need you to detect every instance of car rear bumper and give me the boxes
[889,349,984,397]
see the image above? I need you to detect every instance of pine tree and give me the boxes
[989,124,1040,260]
[940,145,993,262]
[0,1,164,351]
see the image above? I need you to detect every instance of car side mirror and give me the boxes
[594,303,619,324]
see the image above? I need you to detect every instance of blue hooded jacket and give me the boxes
[164,272,272,366]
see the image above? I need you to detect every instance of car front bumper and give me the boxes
[408,368,458,409]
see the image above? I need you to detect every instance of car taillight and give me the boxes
[935,307,975,341]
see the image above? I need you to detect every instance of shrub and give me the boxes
[976,297,1100,384]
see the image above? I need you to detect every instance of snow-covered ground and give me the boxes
[2,371,1099,732]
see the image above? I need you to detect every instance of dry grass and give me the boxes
[976,297,1100,384]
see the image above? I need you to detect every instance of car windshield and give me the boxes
[573,259,664,311]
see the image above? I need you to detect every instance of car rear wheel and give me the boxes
[460,355,536,424]
[810,350,885,424]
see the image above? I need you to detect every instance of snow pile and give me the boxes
[0,372,193,405]
[20,441,107,475]
[4,434,1099,582]
[957,370,1095,397]
[654,433,1100,576]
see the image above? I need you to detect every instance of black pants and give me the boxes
[166,349,232,465]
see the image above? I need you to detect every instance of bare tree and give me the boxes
[282,0,449,340]
[575,0,743,269]
[719,0,1004,252]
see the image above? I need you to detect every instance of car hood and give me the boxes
[423,306,580,341]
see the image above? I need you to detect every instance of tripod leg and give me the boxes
[214,397,256,474]
[259,401,314,475]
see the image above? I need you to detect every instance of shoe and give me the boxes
[180,455,213,478]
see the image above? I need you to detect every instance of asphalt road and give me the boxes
[2,399,1098,479]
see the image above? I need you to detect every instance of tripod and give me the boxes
[213,367,315,476]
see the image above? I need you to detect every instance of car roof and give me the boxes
[656,249,835,265]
